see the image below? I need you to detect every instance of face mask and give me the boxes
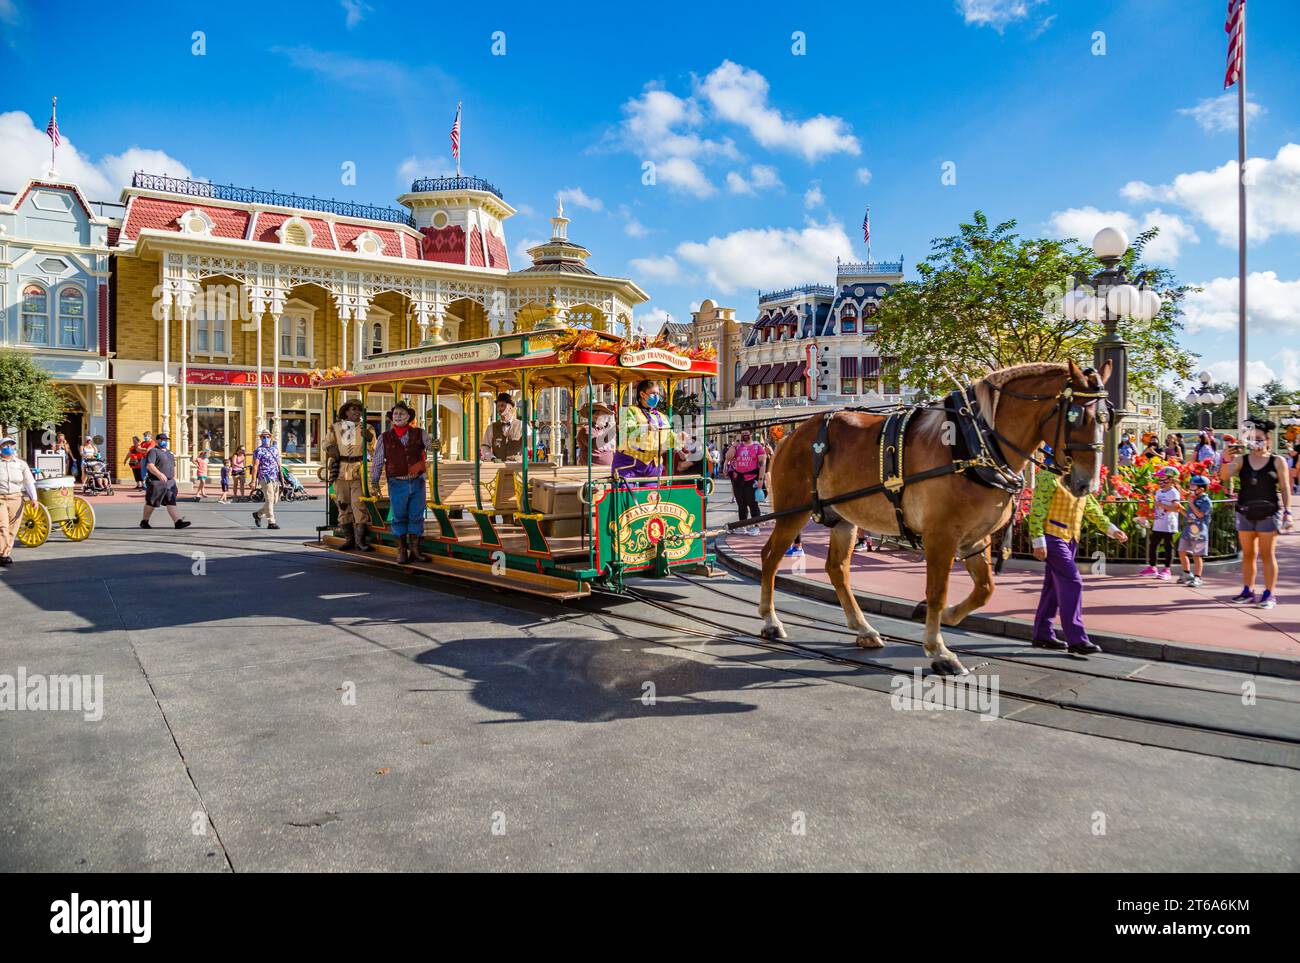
[1,445,14,456]
[158,440,169,449]
[644,394,660,409]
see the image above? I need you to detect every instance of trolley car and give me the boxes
[309,326,718,599]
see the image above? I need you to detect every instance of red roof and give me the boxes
[122,197,250,241]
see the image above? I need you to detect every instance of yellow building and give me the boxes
[111,173,647,479]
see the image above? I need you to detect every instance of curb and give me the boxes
[715,537,1300,681]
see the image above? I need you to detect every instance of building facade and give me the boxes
[0,179,122,456]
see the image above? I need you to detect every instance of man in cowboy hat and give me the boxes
[251,427,282,530]
[140,432,192,530]
[0,434,38,567]
[325,398,375,550]
[480,392,529,463]
[370,400,435,564]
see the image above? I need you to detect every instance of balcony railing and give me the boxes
[837,260,903,276]
[409,176,504,200]
[131,172,416,226]
[757,284,834,304]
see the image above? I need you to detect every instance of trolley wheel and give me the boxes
[59,496,96,541]
[16,502,51,547]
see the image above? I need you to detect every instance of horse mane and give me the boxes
[973,362,1069,431]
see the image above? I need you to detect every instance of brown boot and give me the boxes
[354,523,373,552]
[407,534,426,563]
[395,535,410,564]
[338,524,356,549]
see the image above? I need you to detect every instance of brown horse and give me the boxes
[758,360,1111,675]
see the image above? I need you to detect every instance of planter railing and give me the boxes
[1009,497,1241,563]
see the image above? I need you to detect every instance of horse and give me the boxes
[757,360,1112,676]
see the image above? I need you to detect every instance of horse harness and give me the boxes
[806,373,1111,546]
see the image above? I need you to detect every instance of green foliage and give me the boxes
[0,349,69,433]
[872,211,1198,395]
[1173,379,1299,431]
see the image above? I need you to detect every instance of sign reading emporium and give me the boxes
[357,342,502,374]
[618,347,691,371]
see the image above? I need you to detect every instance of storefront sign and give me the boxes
[357,342,501,374]
[186,368,315,388]
[618,348,690,371]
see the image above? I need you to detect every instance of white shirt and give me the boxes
[1153,486,1181,533]
[0,456,38,502]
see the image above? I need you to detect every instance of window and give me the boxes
[862,302,879,334]
[839,310,857,334]
[193,295,230,356]
[280,316,311,360]
[369,321,385,356]
[58,287,86,347]
[841,379,857,395]
[21,284,49,344]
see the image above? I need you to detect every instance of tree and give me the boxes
[872,211,1197,395]
[1175,379,1299,431]
[0,349,68,437]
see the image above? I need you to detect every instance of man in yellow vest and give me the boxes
[1026,447,1127,654]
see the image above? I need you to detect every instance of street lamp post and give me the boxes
[1184,371,1226,431]
[1063,227,1163,472]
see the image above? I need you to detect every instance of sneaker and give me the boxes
[1156,569,1171,581]
[267,523,280,530]
[1228,587,1256,604]
[252,512,262,528]
[1176,572,1192,585]
[1190,576,1203,588]
[1257,591,1276,610]
[784,545,804,557]
[854,538,871,552]
[1138,566,1157,576]
[174,519,191,530]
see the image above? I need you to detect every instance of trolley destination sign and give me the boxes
[618,347,691,370]
[356,341,502,375]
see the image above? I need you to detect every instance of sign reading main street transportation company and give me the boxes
[618,347,691,371]
[358,342,502,374]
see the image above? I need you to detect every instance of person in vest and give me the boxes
[0,435,38,567]
[575,402,617,468]
[481,393,527,462]
[1026,446,1127,654]
[1219,417,1293,609]
[613,380,675,480]
[325,399,375,551]
[370,401,433,564]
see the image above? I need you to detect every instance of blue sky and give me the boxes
[2,0,1297,388]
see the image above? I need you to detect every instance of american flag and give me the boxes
[862,207,870,244]
[450,102,462,160]
[46,97,60,148]
[1224,0,1245,89]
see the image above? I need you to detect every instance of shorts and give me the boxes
[1178,533,1208,557]
[145,480,178,508]
[1235,510,1283,533]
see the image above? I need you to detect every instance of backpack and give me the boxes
[732,442,760,476]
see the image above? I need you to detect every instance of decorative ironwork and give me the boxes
[837,260,904,275]
[131,172,415,226]
[409,176,505,200]
[757,284,834,303]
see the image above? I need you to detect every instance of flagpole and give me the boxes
[49,96,57,174]
[456,102,462,178]
[1236,5,1248,430]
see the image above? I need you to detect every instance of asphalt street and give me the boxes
[1,490,1297,871]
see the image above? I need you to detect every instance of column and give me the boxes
[270,310,283,450]
[255,311,264,432]
[160,299,171,439]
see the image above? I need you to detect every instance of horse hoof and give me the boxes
[911,601,928,622]
[759,625,787,641]
[856,632,885,649]
[930,658,968,677]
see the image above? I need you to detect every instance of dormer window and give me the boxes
[353,230,383,255]
[278,216,313,247]
[178,209,216,236]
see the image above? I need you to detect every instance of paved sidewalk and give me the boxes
[718,523,1300,676]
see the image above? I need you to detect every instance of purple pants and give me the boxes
[1033,536,1090,646]
[612,452,661,479]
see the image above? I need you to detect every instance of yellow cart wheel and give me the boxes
[16,501,51,547]
[59,496,96,541]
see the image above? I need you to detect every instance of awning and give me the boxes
[758,364,783,385]
[787,361,808,383]
[862,356,880,378]
[840,356,859,378]
[775,361,801,383]
[736,365,761,387]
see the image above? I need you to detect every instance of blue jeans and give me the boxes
[387,475,427,537]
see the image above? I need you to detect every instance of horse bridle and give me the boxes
[983,372,1112,476]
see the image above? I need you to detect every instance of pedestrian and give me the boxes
[724,428,766,535]
[1163,433,1183,463]
[370,400,434,564]
[324,398,375,551]
[1118,433,1136,466]
[139,433,191,529]
[55,433,76,477]
[1141,465,1181,580]
[0,435,39,567]
[193,447,210,499]
[1026,446,1128,654]
[1177,474,1213,587]
[79,436,98,485]
[218,457,231,504]
[1141,437,1161,460]
[1195,431,1219,468]
[1219,418,1293,609]
[230,446,247,500]
[613,380,674,480]
[251,428,282,530]
[125,435,144,490]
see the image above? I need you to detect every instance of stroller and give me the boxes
[250,466,317,502]
[81,458,114,496]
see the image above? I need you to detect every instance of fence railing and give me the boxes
[131,172,416,226]
[1009,497,1241,563]
[409,176,504,199]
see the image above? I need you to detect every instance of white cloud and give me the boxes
[657,157,716,198]
[803,183,825,209]
[397,155,455,186]
[1045,205,1199,264]
[1182,271,1300,336]
[856,167,872,186]
[698,61,860,162]
[726,164,782,195]
[1177,93,1264,134]
[556,186,603,212]
[956,0,1046,32]
[675,219,854,294]
[1203,354,1300,392]
[618,204,649,237]
[629,254,683,283]
[0,111,192,200]
[0,0,19,27]
[271,45,444,94]
[1121,143,1300,245]
[641,306,672,330]
[340,0,371,28]
[514,237,545,266]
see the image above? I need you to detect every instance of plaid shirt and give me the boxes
[252,443,281,482]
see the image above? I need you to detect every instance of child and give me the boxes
[194,448,210,499]
[218,456,231,504]
[1177,474,1212,587]
[1141,466,1181,580]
